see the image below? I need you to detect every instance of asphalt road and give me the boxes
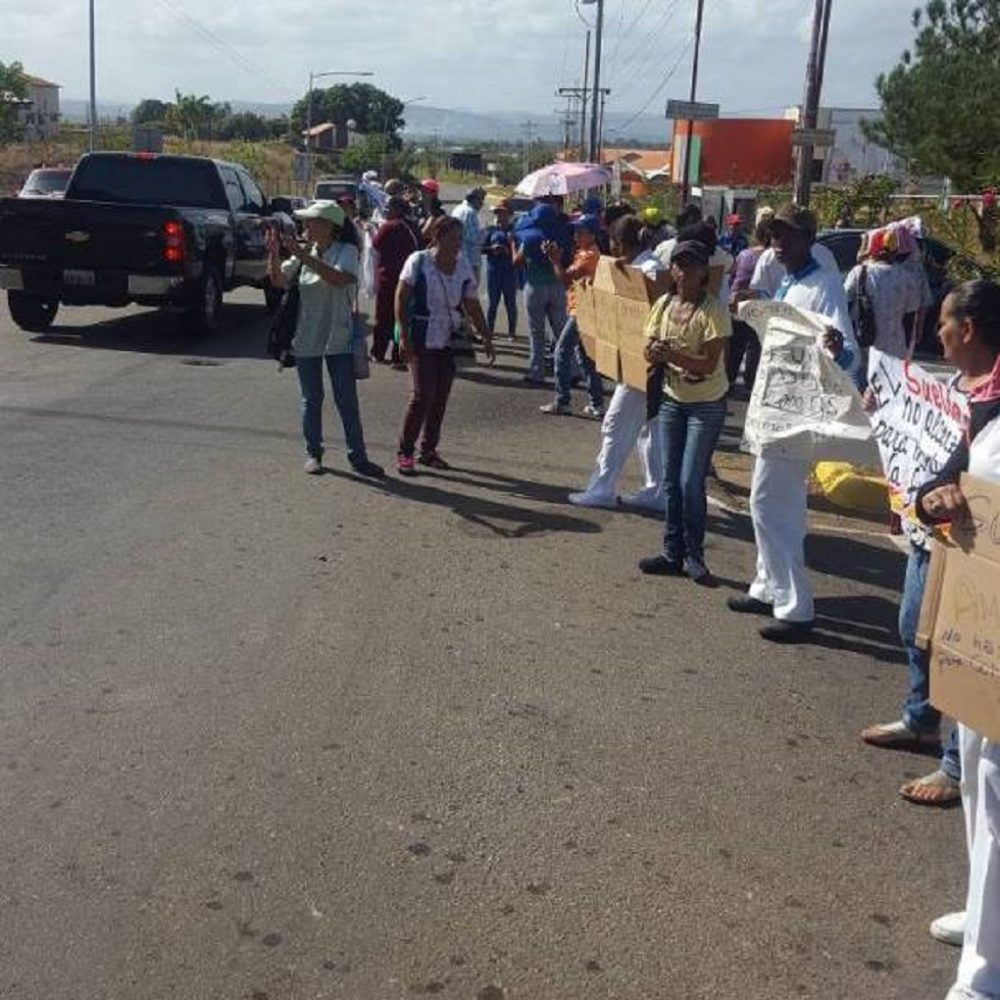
[0,285,966,1000]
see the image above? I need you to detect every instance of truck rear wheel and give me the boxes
[7,291,59,332]
[186,264,223,335]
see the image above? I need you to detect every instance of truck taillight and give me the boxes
[163,221,185,263]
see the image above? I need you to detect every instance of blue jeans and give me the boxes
[295,353,367,466]
[486,267,517,336]
[525,282,567,379]
[553,317,603,408]
[900,543,961,780]
[660,395,727,569]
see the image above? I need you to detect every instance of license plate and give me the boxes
[63,268,95,287]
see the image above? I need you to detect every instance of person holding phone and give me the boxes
[266,200,383,479]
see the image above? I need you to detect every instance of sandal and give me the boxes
[860,720,940,750]
[899,769,961,807]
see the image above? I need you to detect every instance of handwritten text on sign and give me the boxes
[867,348,968,517]
[739,300,873,462]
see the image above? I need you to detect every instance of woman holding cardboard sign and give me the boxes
[638,238,732,587]
[912,281,1000,984]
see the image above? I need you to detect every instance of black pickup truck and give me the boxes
[0,152,295,333]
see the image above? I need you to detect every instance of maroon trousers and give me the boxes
[398,349,455,457]
[373,278,399,362]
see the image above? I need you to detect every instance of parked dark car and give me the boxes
[817,227,994,357]
[18,167,74,199]
[0,152,296,334]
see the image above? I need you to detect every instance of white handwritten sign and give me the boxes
[739,301,875,462]
[867,348,968,521]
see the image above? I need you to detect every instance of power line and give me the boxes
[607,0,656,71]
[609,0,685,90]
[152,0,298,99]
[610,36,692,136]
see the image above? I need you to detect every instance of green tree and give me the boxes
[166,91,215,139]
[0,60,28,141]
[866,0,1000,192]
[290,83,404,149]
[131,98,171,126]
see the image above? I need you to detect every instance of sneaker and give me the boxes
[930,911,965,947]
[759,620,815,643]
[351,459,385,479]
[726,594,773,615]
[303,456,322,475]
[581,404,604,419]
[638,555,684,576]
[396,454,416,476]
[685,559,718,588]
[860,719,940,750]
[568,491,618,509]
[418,451,450,470]
[619,490,664,512]
[540,401,571,415]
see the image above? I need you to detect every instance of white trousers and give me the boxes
[947,727,1000,999]
[748,455,814,622]
[582,383,663,504]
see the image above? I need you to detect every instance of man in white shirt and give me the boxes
[750,237,839,298]
[451,187,486,282]
[727,204,859,642]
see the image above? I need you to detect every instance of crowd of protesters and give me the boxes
[265,168,1000,998]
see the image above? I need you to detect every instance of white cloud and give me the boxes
[0,0,919,120]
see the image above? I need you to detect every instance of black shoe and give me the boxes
[638,555,685,576]
[351,459,385,480]
[759,620,815,643]
[727,594,773,615]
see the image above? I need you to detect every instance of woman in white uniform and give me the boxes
[568,215,665,510]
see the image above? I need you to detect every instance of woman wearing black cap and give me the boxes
[638,238,731,586]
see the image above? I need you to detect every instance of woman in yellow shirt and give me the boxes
[639,239,731,585]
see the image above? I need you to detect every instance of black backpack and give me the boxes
[267,267,300,368]
[851,264,878,349]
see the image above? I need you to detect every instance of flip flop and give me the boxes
[899,769,961,807]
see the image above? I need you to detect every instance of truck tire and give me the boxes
[186,263,223,335]
[7,291,59,333]
[263,278,283,314]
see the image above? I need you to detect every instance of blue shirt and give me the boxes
[482,224,514,277]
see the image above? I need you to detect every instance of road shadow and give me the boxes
[810,593,906,663]
[29,303,272,361]
[322,467,601,539]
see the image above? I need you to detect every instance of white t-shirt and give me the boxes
[399,249,477,350]
[751,243,839,298]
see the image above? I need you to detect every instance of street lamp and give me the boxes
[88,0,97,152]
[382,96,425,176]
[304,70,374,191]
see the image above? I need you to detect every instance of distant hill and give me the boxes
[61,97,668,147]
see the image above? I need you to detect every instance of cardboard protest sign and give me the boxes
[867,348,968,523]
[738,300,875,463]
[918,474,1000,742]
[575,257,670,390]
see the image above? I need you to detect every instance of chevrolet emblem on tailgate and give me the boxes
[65,231,91,243]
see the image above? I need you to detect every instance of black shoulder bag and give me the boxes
[267,265,301,369]
[852,264,878,349]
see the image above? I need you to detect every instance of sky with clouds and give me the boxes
[3,0,919,122]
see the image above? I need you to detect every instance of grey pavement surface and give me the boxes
[0,285,966,1000]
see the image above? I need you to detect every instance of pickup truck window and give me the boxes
[236,169,267,215]
[219,166,245,215]
[69,157,223,208]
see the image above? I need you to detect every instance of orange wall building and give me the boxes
[671,118,795,187]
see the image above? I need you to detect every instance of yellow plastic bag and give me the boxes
[813,462,888,514]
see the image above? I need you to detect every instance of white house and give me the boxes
[18,75,61,139]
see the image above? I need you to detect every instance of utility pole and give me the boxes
[559,84,608,160]
[793,0,833,206]
[680,0,706,205]
[588,0,605,163]
[554,95,576,154]
[596,90,608,162]
[88,0,97,152]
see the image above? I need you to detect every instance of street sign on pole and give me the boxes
[791,128,835,147]
[666,99,719,121]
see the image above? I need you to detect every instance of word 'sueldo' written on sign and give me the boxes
[867,348,969,519]
[738,300,874,463]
